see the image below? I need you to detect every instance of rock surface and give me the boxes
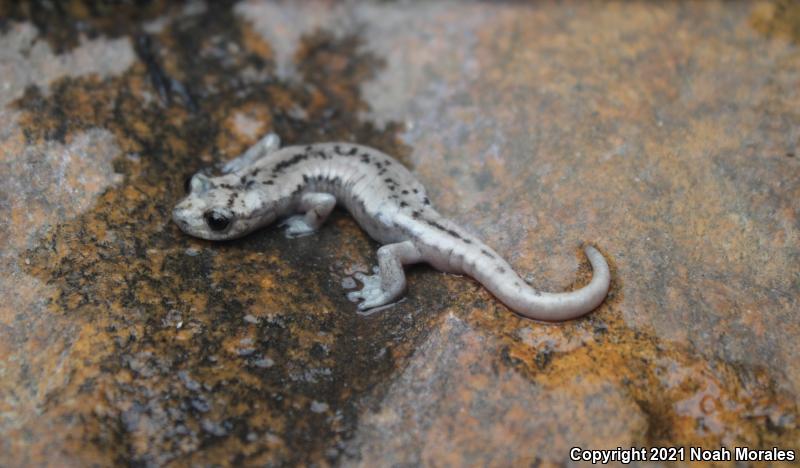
[0,1,798,466]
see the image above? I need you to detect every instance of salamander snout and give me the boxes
[172,198,207,234]
[172,199,243,240]
[172,205,193,230]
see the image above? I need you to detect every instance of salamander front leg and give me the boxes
[280,192,336,238]
[221,133,282,174]
[348,241,423,311]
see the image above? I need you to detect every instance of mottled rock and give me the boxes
[0,1,797,466]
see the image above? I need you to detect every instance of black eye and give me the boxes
[204,210,231,232]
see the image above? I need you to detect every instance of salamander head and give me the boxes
[172,173,276,240]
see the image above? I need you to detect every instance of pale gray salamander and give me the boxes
[172,133,610,321]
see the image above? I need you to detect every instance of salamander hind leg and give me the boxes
[280,192,336,238]
[347,241,423,312]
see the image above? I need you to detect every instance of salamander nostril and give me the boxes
[172,208,188,225]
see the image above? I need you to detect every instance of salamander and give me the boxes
[172,133,610,321]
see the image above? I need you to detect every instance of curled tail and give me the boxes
[467,244,610,322]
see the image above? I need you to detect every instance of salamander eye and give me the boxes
[204,210,231,232]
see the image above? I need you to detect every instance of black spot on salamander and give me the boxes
[303,174,310,182]
[423,197,431,205]
[219,183,233,190]
[384,178,395,184]
[251,168,260,177]
[334,145,344,155]
[425,219,462,239]
[227,192,239,208]
[245,180,255,190]
[401,190,409,195]
[272,153,308,174]
[346,147,357,155]
[262,180,274,185]
[463,239,472,244]
[305,145,313,152]
[240,175,248,185]
[360,153,371,163]
[291,184,303,196]
[399,201,408,208]
[481,249,495,259]
[534,290,542,296]
[496,266,506,274]
[412,188,418,193]
[378,168,387,176]
[411,210,421,219]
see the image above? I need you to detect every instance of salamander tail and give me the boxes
[472,245,611,322]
